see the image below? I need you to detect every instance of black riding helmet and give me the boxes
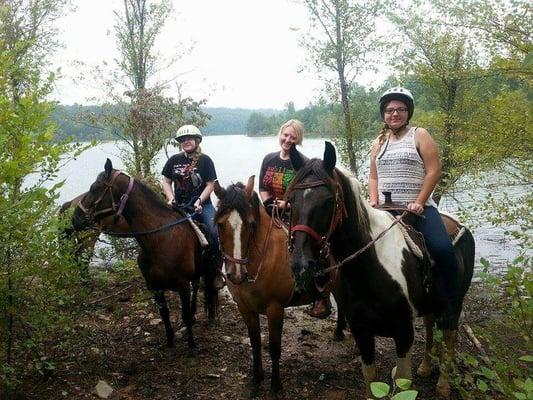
[379,87,415,122]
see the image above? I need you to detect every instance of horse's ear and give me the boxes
[290,144,304,171]
[323,141,336,175]
[104,158,113,178]
[213,180,225,199]
[245,175,255,199]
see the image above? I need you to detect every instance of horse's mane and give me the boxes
[287,159,369,236]
[215,182,261,224]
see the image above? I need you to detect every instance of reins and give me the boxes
[318,211,408,276]
[78,169,197,238]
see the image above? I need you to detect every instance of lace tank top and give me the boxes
[376,127,436,207]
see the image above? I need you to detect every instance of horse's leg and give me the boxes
[177,284,196,348]
[350,324,376,396]
[417,315,435,377]
[152,289,175,348]
[191,279,199,323]
[239,307,264,384]
[393,322,414,381]
[266,303,284,394]
[332,290,346,341]
[436,329,457,398]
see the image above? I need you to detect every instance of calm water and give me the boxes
[55,135,520,271]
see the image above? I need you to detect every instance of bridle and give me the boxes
[77,170,134,223]
[221,204,278,284]
[288,172,347,261]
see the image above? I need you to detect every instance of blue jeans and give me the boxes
[194,202,218,243]
[414,206,460,329]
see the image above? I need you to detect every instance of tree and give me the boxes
[108,0,208,179]
[0,0,85,394]
[298,0,381,175]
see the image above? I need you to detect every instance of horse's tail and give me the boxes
[457,227,475,298]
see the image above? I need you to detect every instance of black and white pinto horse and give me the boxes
[286,142,474,397]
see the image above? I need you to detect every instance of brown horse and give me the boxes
[72,159,219,348]
[214,176,346,395]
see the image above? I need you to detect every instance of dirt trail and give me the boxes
[24,277,486,400]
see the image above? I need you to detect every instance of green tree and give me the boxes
[91,0,209,181]
[0,0,85,394]
[298,0,381,175]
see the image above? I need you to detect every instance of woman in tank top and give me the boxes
[368,87,461,330]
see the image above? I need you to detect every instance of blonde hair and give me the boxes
[278,119,304,145]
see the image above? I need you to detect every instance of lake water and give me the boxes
[56,135,520,272]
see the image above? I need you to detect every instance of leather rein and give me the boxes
[76,170,194,238]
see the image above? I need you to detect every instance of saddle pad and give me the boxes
[440,211,466,245]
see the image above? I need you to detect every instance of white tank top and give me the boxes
[376,127,436,207]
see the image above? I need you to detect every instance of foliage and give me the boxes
[297,0,382,174]
[368,367,418,399]
[0,0,87,394]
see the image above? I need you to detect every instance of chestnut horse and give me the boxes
[72,159,219,348]
[286,142,475,397]
[214,177,346,395]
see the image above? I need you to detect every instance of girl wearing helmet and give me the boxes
[162,125,224,288]
[368,87,460,330]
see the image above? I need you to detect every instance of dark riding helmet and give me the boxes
[379,87,415,121]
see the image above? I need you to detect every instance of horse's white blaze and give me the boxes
[345,173,417,318]
[228,210,243,264]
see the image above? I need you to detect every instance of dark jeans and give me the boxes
[414,206,460,329]
[193,202,218,243]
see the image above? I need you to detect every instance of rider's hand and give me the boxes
[194,198,203,213]
[167,198,175,207]
[369,200,378,208]
[407,202,424,215]
[276,200,289,209]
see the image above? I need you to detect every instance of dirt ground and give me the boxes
[19,275,491,400]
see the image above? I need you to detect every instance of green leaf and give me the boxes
[519,355,533,363]
[513,392,526,400]
[396,378,412,390]
[391,390,418,400]
[477,379,488,392]
[370,382,391,398]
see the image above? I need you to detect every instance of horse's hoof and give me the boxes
[436,382,451,398]
[417,362,432,377]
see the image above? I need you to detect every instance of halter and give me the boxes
[221,204,278,284]
[77,170,134,222]
[288,172,347,261]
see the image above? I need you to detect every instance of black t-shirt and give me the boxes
[259,151,302,200]
[162,152,217,205]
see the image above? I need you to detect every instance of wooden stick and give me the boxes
[87,284,135,305]
[463,323,490,364]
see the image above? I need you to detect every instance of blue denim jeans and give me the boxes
[193,202,218,243]
[414,206,460,329]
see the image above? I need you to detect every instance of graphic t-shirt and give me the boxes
[259,152,297,200]
[161,152,217,205]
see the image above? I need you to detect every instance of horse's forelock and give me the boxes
[287,158,336,196]
[216,182,256,221]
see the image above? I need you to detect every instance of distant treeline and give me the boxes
[51,104,283,141]
[50,103,346,141]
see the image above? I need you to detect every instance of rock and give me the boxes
[94,380,113,399]
[222,335,232,342]
[149,318,160,325]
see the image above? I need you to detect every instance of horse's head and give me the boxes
[214,176,260,285]
[72,159,132,231]
[286,142,342,290]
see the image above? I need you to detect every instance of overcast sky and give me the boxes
[52,0,387,109]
